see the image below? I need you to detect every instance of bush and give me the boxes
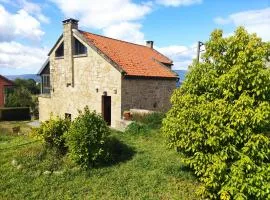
[162,27,270,199]
[125,122,148,134]
[132,112,165,129]
[33,116,70,154]
[64,107,110,168]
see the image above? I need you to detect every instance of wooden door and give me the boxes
[102,96,111,125]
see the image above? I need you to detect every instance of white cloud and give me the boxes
[156,0,202,7]
[51,0,151,29]
[157,44,197,70]
[0,4,44,41]
[50,0,152,43]
[214,7,270,41]
[0,41,47,71]
[20,0,50,23]
[103,22,145,44]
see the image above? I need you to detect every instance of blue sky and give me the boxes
[0,0,269,75]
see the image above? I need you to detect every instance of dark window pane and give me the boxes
[55,42,64,57]
[75,38,87,55]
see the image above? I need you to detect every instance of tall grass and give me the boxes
[131,112,165,130]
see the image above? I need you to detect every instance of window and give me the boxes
[41,74,50,94]
[74,38,87,55]
[55,42,64,57]
[43,75,50,87]
[65,113,71,120]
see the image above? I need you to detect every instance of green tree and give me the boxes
[5,87,33,107]
[13,78,40,94]
[162,27,270,199]
[5,79,39,118]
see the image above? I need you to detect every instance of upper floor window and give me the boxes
[75,38,87,55]
[55,42,64,57]
[41,74,50,94]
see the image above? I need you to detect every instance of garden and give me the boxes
[0,111,199,200]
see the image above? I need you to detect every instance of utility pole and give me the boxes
[197,41,204,63]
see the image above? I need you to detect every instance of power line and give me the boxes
[169,46,197,56]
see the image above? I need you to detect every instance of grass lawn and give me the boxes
[0,121,200,200]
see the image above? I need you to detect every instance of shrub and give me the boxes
[33,116,70,154]
[162,27,270,199]
[125,122,148,134]
[64,107,110,168]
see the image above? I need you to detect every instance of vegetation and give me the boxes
[64,107,110,168]
[5,87,33,107]
[125,122,149,135]
[32,116,70,153]
[5,78,40,118]
[0,120,199,199]
[13,79,40,95]
[162,27,270,199]
[132,112,165,129]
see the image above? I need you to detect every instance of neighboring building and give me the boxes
[38,18,178,127]
[0,75,14,107]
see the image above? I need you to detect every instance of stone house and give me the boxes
[38,18,178,127]
[0,75,13,107]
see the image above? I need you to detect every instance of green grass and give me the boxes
[0,121,200,200]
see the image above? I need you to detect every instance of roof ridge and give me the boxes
[79,30,149,48]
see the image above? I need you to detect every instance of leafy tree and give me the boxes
[5,79,40,118]
[5,87,33,107]
[162,27,270,199]
[13,78,40,94]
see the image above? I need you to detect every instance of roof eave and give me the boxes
[47,34,63,56]
[0,75,14,85]
[123,74,178,80]
[38,58,49,75]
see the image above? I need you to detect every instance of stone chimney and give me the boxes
[146,41,154,49]
[62,18,79,87]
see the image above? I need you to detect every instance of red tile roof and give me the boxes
[80,31,177,78]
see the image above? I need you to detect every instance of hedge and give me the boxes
[0,107,31,121]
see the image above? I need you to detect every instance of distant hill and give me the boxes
[5,71,187,86]
[174,70,188,87]
[6,74,41,83]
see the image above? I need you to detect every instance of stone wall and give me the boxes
[121,78,176,114]
[39,95,52,121]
